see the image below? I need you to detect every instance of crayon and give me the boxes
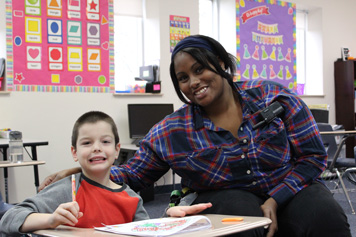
[222,217,244,222]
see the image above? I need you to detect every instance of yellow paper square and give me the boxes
[51,74,60,83]
[28,20,39,32]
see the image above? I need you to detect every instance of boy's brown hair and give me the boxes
[71,111,120,149]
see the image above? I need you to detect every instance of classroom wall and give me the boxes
[0,0,356,203]
[292,0,356,122]
[219,0,356,119]
[0,0,196,203]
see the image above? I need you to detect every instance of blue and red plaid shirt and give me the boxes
[111,80,327,206]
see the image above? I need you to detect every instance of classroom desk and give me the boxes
[120,144,177,187]
[32,214,271,237]
[117,144,156,202]
[319,130,356,135]
[118,144,178,202]
[117,144,139,165]
[0,138,48,203]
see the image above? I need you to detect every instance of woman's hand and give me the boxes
[260,198,278,237]
[38,167,81,192]
[166,203,212,217]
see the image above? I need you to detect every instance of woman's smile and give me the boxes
[194,86,208,97]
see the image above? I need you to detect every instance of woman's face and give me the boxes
[174,51,227,108]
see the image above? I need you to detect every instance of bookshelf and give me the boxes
[334,59,356,157]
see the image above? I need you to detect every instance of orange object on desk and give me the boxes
[222,217,244,222]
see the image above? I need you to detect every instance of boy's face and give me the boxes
[71,121,120,178]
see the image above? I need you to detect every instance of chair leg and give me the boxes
[335,169,356,215]
[345,167,356,185]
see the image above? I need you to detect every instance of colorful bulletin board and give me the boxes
[169,15,190,53]
[236,0,296,92]
[5,0,114,92]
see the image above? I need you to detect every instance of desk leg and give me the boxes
[172,170,175,191]
[30,146,40,193]
[3,148,9,203]
[4,177,8,203]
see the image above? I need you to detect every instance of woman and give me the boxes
[39,35,351,237]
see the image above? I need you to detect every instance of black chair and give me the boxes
[317,123,356,214]
[310,108,329,123]
[345,167,356,185]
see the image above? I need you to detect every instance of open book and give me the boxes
[95,215,212,236]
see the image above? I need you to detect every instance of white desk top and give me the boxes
[120,144,139,151]
[33,214,271,237]
[0,160,46,168]
[320,130,356,135]
[0,138,49,146]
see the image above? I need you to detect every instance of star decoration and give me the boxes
[89,1,97,10]
[15,73,25,83]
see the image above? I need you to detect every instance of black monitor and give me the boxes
[138,65,158,82]
[128,104,174,145]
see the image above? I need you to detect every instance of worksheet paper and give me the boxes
[95,216,212,236]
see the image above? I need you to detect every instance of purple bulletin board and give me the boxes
[236,0,296,92]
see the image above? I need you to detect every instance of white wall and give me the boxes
[1,0,356,203]
[291,0,356,124]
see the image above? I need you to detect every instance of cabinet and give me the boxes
[334,60,356,157]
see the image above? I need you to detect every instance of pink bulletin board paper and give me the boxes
[236,0,297,93]
[6,0,114,93]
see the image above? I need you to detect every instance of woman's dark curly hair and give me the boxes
[169,35,237,104]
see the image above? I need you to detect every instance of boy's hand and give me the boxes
[48,201,83,228]
[20,201,84,232]
[166,203,212,217]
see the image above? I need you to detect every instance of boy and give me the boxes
[0,111,211,235]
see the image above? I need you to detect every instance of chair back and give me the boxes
[317,123,337,159]
[311,109,329,123]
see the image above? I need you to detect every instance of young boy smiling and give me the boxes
[0,111,211,235]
